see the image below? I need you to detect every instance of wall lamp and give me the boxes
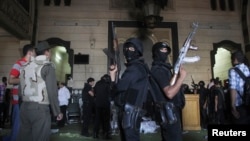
[133,0,168,28]
[90,38,96,49]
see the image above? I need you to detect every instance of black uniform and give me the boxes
[93,75,112,139]
[197,82,209,128]
[113,38,148,141]
[117,59,149,141]
[211,86,225,124]
[150,42,183,141]
[151,61,183,141]
[81,82,94,136]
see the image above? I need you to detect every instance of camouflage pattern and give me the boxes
[20,55,51,105]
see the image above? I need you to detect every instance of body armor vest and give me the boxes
[20,55,51,105]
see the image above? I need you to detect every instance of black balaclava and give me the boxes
[198,80,205,88]
[152,42,171,62]
[123,38,143,63]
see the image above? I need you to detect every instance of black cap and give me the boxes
[152,42,171,55]
[35,41,51,52]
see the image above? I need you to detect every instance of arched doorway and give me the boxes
[44,37,74,85]
[210,40,242,84]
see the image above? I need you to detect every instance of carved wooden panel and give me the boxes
[0,0,32,39]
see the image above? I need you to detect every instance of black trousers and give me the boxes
[232,105,250,124]
[93,106,111,136]
[117,109,140,141]
[160,107,183,141]
[81,101,94,134]
[57,105,67,127]
[0,103,4,127]
[214,109,225,124]
[200,107,208,128]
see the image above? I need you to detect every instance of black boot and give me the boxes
[103,133,112,140]
[93,132,99,139]
[81,132,90,137]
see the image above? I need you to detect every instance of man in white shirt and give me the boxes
[57,82,71,127]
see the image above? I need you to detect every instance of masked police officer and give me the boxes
[151,42,187,141]
[110,37,149,141]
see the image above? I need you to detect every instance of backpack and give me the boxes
[234,67,250,106]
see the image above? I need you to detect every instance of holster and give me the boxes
[156,101,177,125]
[114,92,125,108]
[122,103,146,131]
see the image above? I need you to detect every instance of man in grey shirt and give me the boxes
[17,41,63,141]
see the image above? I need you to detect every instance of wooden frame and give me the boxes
[107,21,179,75]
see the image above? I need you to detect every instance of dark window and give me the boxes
[74,54,89,64]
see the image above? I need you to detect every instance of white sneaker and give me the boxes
[182,131,188,134]
[51,129,59,134]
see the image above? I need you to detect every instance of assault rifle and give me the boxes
[191,75,198,89]
[103,22,120,83]
[191,75,196,88]
[170,22,200,86]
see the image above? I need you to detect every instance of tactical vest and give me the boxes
[20,55,51,105]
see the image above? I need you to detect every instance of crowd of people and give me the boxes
[186,78,231,129]
[187,50,250,130]
[0,38,250,141]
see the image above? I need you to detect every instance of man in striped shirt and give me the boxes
[3,44,35,141]
[229,50,250,124]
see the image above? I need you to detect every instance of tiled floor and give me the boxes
[0,122,207,141]
[49,123,207,141]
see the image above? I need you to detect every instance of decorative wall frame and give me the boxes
[107,21,179,75]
